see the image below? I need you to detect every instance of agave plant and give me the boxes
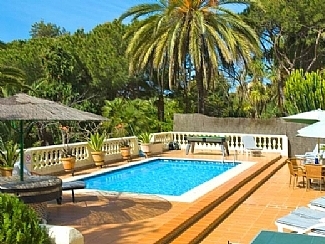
[138,132,153,144]
[0,139,19,168]
[88,132,106,152]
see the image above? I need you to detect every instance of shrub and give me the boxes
[0,193,51,244]
[138,132,153,144]
[88,132,106,151]
[0,140,19,167]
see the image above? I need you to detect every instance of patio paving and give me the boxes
[202,159,325,244]
[46,150,325,244]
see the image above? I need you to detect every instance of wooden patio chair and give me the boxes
[305,164,325,191]
[287,158,306,188]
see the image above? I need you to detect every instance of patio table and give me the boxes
[185,136,229,157]
[298,164,325,190]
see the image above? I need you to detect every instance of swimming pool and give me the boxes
[70,157,255,202]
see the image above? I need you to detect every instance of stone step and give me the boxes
[139,155,285,244]
[170,158,287,244]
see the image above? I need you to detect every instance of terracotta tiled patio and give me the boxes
[46,151,325,244]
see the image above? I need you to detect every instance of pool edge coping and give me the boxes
[63,157,256,202]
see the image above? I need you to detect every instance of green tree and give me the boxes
[120,0,260,115]
[102,97,178,135]
[0,42,30,96]
[284,69,325,114]
[30,20,68,38]
[81,21,129,101]
[0,66,29,96]
[246,81,270,118]
[0,38,50,86]
[244,0,325,114]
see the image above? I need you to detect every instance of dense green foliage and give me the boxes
[0,194,51,244]
[284,70,325,114]
[30,20,68,38]
[120,0,260,114]
[102,97,179,136]
[244,0,325,114]
[1,1,325,145]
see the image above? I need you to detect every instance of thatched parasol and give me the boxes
[0,93,108,180]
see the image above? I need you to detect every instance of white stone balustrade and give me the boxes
[24,136,139,175]
[23,132,288,175]
[41,224,84,244]
[170,132,288,156]
[150,132,174,150]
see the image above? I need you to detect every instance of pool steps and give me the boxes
[138,155,286,243]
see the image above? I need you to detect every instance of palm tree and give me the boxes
[0,66,29,97]
[120,0,261,114]
[0,43,30,96]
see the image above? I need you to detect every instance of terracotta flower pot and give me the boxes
[140,143,152,153]
[120,147,131,161]
[0,166,13,176]
[140,143,152,158]
[61,156,76,171]
[91,151,105,168]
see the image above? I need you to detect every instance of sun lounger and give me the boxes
[275,206,325,234]
[57,180,85,204]
[292,206,325,219]
[309,197,325,211]
[242,135,262,156]
[275,211,325,234]
[276,214,321,233]
[295,144,325,163]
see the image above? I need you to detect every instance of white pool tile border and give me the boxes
[64,157,256,203]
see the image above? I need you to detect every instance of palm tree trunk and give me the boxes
[157,70,165,124]
[157,94,164,122]
[184,62,190,113]
[196,70,205,114]
[277,68,285,115]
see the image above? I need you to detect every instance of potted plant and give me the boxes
[0,140,19,176]
[88,132,106,168]
[138,132,153,157]
[61,145,76,172]
[119,139,131,160]
[59,125,76,173]
[114,123,131,161]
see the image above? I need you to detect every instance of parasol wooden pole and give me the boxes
[19,120,24,181]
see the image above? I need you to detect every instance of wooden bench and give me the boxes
[56,181,85,204]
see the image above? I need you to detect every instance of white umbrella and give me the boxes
[297,121,325,138]
[297,121,325,153]
[282,109,325,124]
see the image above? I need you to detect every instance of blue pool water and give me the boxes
[82,158,240,196]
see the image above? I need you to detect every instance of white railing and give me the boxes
[170,132,288,156]
[150,132,174,149]
[23,132,288,175]
[24,136,139,175]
